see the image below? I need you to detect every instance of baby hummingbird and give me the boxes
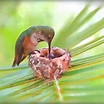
[12,26,55,67]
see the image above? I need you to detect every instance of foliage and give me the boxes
[0,2,104,103]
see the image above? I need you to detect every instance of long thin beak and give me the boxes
[48,42,51,56]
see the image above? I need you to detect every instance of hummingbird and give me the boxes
[12,26,55,67]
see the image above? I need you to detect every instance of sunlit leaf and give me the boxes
[0,3,104,103]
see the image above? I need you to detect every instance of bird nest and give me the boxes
[28,47,71,81]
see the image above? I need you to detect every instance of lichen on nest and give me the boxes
[28,47,71,81]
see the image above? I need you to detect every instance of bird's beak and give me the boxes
[48,41,51,58]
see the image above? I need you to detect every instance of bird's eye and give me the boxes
[48,36,51,40]
[48,37,51,39]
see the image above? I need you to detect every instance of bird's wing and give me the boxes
[12,35,25,67]
[16,42,24,65]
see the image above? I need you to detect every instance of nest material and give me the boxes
[28,47,71,81]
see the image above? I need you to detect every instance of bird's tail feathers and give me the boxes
[12,56,19,67]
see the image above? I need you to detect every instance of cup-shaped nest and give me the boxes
[28,47,71,81]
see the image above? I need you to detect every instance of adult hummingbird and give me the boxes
[12,26,55,67]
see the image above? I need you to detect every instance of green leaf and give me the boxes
[53,5,89,47]
[71,35,104,57]
[0,4,104,103]
[65,18,104,48]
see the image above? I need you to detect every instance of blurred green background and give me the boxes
[0,1,104,66]
[0,1,104,103]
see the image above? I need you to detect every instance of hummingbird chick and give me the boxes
[12,26,55,67]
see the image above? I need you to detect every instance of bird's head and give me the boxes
[29,26,55,55]
[35,26,54,43]
[35,26,55,55]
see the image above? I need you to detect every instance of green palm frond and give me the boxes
[0,5,104,103]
